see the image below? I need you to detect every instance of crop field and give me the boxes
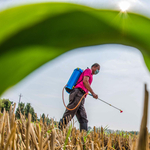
[0,85,149,150]
[0,108,141,150]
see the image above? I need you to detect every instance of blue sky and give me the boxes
[1,0,150,131]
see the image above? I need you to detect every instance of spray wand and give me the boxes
[88,93,123,113]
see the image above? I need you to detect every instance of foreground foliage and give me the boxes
[1,3,150,95]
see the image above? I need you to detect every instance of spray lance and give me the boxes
[88,93,123,113]
[62,67,123,113]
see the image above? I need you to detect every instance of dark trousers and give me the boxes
[60,88,88,127]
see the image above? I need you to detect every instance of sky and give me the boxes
[1,0,150,131]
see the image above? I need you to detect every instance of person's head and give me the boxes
[91,63,100,75]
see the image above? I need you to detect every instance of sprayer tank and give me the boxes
[65,68,83,93]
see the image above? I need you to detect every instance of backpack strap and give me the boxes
[75,71,84,86]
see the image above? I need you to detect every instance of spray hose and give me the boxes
[62,86,123,113]
[62,85,88,111]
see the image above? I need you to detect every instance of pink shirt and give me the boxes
[75,68,93,93]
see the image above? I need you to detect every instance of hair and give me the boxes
[91,63,100,68]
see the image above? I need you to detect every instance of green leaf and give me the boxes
[39,123,41,132]
[63,124,72,150]
[104,125,109,131]
[83,129,92,143]
[47,129,52,134]
[0,3,150,95]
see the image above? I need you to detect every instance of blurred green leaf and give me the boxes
[0,3,150,95]
[39,123,41,132]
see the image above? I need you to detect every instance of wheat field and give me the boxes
[0,84,149,150]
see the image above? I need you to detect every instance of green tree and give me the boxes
[41,113,45,123]
[0,99,13,112]
[41,114,52,125]
[15,102,37,121]
[15,102,25,119]
[30,107,36,122]
[24,103,36,122]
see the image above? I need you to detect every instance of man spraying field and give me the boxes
[59,63,100,131]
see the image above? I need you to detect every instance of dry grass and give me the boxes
[0,84,149,150]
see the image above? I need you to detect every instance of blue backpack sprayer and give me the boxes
[62,68,123,113]
[65,68,83,93]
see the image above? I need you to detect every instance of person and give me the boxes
[59,63,100,131]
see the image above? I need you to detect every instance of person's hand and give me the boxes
[92,93,98,99]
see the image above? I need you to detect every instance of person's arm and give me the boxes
[83,76,98,99]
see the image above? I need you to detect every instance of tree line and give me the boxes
[0,98,52,124]
[0,98,139,134]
